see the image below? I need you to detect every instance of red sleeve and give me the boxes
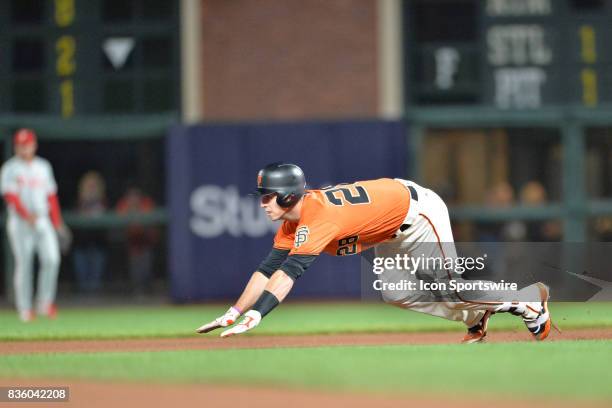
[48,194,63,228]
[4,193,31,220]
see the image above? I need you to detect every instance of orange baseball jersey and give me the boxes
[273,178,411,256]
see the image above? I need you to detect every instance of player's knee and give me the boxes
[41,253,60,270]
[13,262,29,278]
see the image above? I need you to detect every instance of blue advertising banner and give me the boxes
[167,120,407,302]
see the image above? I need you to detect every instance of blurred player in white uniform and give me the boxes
[1,129,64,322]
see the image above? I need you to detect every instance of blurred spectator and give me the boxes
[485,182,514,208]
[520,181,547,206]
[116,186,159,295]
[594,217,612,241]
[73,171,107,293]
[519,181,561,241]
[478,182,525,242]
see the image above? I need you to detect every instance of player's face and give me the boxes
[260,193,285,221]
[15,142,37,161]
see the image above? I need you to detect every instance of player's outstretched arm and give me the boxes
[196,271,270,333]
[220,269,296,337]
[197,248,291,334]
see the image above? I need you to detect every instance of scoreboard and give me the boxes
[0,0,179,117]
[407,0,612,109]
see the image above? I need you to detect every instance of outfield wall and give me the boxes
[167,120,407,302]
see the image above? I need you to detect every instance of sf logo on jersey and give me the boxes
[294,226,309,248]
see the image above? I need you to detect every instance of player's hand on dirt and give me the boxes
[220,310,261,338]
[196,306,241,333]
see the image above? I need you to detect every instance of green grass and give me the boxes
[1,302,612,341]
[0,341,611,401]
[1,302,611,401]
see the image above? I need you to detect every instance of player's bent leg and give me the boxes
[466,282,554,340]
[421,195,554,341]
[449,281,555,341]
[480,282,553,341]
[381,288,487,327]
[377,185,555,343]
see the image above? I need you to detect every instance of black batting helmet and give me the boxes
[254,162,306,208]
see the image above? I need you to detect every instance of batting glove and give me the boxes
[196,306,241,334]
[220,310,262,338]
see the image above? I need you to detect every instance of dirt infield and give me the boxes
[3,380,609,408]
[1,327,611,355]
[2,329,611,408]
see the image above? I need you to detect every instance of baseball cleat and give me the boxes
[46,304,58,319]
[462,311,492,344]
[19,310,36,322]
[38,304,58,319]
[523,282,553,341]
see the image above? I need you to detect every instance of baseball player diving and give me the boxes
[197,163,553,343]
[1,129,64,322]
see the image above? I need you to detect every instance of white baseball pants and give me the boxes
[375,180,542,328]
[7,216,60,315]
